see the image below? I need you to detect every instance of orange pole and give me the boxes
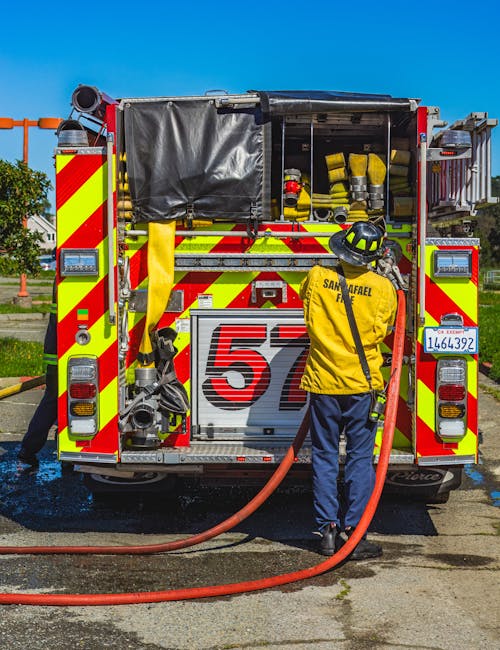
[17,119,31,298]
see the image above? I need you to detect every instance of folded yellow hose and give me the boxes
[389,176,410,185]
[367,153,387,185]
[328,168,348,183]
[283,207,309,220]
[348,211,369,222]
[393,197,415,217]
[325,153,345,170]
[296,186,311,211]
[349,154,368,177]
[138,220,176,365]
[389,164,409,177]
[330,181,349,195]
[312,193,332,203]
[390,149,411,166]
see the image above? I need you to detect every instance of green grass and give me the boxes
[0,337,43,377]
[479,291,500,306]
[0,303,51,314]
[479,291,500,382]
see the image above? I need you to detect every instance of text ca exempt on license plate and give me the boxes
[423,327,478,354]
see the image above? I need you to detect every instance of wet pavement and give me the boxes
[0,380,499,649]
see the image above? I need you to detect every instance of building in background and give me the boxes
[27,214,56,251]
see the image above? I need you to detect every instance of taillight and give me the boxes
[438,384,466,401]
[69,382,97,399]
[436,358,467,440]
[68,357,98,437]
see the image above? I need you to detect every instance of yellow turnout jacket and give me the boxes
[300,263,397,394]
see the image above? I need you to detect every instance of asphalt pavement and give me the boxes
[0,375,499,649]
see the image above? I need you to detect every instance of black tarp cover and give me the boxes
[255,90,414,115]
[124,100,266,223]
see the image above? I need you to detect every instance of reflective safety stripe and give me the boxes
[49,303,57,314]
[43,353,57,366]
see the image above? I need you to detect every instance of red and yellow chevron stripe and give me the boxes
[56,151,119,458]
[416,243,478,463]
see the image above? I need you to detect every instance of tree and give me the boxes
[0,159,51,276]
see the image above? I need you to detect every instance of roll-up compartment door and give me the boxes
[190,309,309,441]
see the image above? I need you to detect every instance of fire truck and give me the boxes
[53,86,496,499]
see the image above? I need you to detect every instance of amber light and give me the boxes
[71,402,96,416]
[439,404,465,419]
[70,382,97,399]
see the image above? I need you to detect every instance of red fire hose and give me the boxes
[0,290,405,606]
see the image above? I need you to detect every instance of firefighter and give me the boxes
[300,221,397,558]
[17,281,57,467]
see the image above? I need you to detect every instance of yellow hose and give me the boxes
[349,153,368,177]
[0,375,46,401]
[367,153,387,186]
[138,221,176,364]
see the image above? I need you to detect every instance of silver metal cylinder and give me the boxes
[135,367,157,387]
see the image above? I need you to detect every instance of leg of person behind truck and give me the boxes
[18,365,58,466]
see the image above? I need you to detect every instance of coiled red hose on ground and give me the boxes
[0,290,405,606]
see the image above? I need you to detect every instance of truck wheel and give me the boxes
[83,471,176,494]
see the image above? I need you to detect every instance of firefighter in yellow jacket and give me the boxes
[300,221,396,558]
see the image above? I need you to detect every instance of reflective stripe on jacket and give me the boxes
[300,263,397,394]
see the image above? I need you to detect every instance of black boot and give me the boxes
[17,448,39,467]
[315,523,339,556]
[345,527,382,560]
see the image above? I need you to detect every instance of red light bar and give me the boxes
[236,456,246,462]
[262,456,272,462]
[438,384,465,401]
[440,150,458,157]
[70,382,97,399]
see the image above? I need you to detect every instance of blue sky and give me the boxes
[1,0,499,208]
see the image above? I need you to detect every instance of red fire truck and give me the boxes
[54,86,496,499]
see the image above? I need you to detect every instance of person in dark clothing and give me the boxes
[17,282,57,467]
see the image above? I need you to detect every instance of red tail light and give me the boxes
[70,382,97,399]
[438,384,465,401]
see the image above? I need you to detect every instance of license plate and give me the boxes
[423,327,478,354]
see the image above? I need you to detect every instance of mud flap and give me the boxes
[383,465,463,500]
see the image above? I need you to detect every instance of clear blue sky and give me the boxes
[1,0,499,208]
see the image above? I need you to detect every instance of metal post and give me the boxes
[280,118,285,220]
[418,133,427,326]
[386,114,391,222]
[18,119,31,299]
[107,133,116,325]
[310,119,314,220]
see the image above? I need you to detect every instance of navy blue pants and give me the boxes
[309,392,377,531]
[20,365,58,457]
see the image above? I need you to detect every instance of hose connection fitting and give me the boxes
[350,176,368,201]
[369,184,385,210]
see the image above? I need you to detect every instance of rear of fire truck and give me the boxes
[54,86,496,498]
